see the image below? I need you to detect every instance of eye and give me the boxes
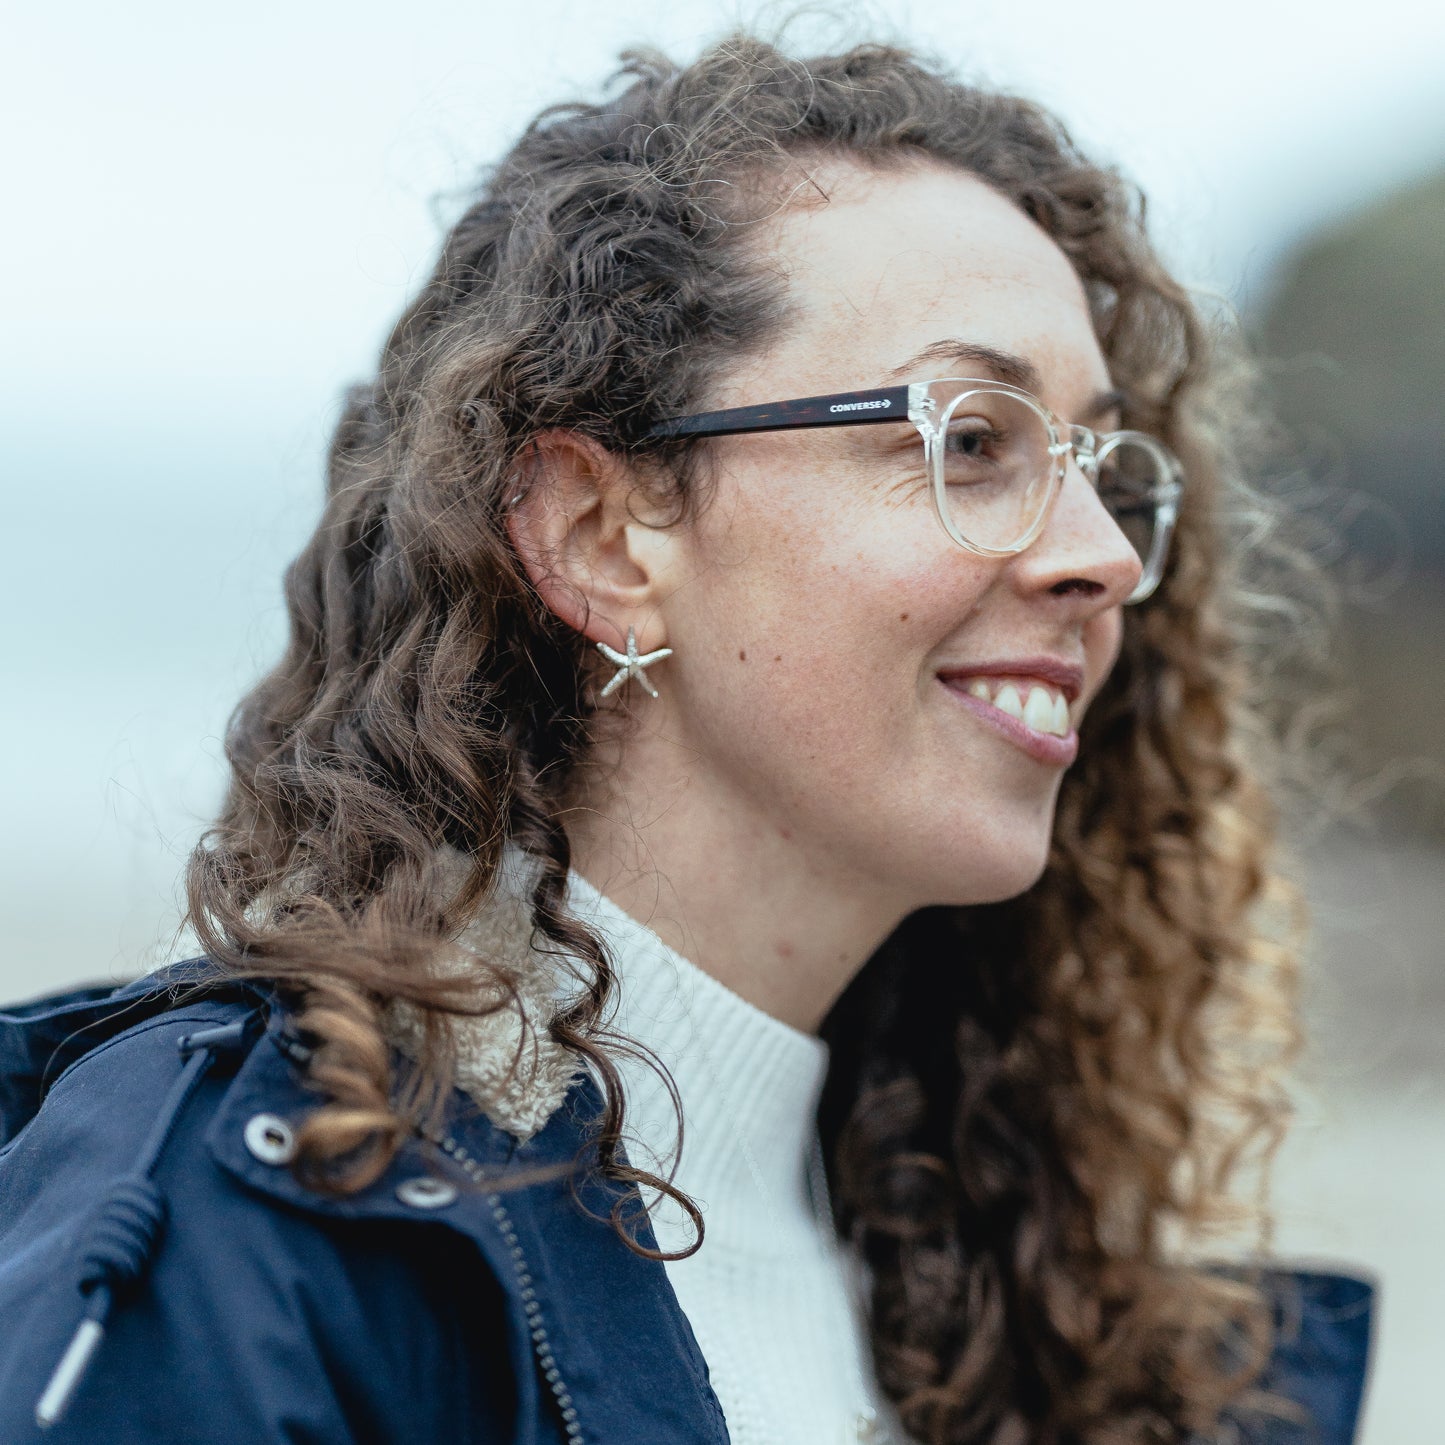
[936,391,1051,495]
[944,417,1006,454]
[941,416,1016,485]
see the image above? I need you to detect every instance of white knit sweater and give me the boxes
[389,848,909,1444]
[565,871,906,1445]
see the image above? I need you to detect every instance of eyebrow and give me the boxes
[885,339,1125,423]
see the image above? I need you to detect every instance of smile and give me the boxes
[938,676,1079,767]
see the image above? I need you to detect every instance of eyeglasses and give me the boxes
[644,378,1184,605]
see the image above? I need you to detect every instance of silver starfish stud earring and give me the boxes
[596,627,673,699]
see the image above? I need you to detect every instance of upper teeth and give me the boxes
[964,677,1072,737]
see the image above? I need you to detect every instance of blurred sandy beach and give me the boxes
[1272,831,1445,1445]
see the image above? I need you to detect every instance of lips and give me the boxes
[935,655,1084,704]
[936,656,1086,768]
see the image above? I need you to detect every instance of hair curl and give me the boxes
[184,33,1354,1445]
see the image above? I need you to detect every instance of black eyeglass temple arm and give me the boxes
[642,385,912,440]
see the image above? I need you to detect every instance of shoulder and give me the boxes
[1218,1264,1377,1445]
[0,963,533,1444]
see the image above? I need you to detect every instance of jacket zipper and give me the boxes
[438,1134,584,1443]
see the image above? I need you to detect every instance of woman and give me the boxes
[0,34,1373,1445]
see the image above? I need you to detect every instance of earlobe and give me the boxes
[503,430,672,654]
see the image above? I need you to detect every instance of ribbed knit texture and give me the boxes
[566,871,908,1445]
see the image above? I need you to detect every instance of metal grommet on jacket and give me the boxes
[243,1113,297,1166]
[396,1175,458,1210]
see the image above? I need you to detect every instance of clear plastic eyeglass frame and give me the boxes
[644,377,1185,605]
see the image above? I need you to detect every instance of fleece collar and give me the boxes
[384,846,586,1145]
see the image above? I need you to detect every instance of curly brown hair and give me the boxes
[183,33,1352,1445]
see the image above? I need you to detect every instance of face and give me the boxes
[641,160,1143,913]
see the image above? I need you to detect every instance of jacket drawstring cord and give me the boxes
[34,1019,255,1430]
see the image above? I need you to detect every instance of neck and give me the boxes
[566,727,909,1035]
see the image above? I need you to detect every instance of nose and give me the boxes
[1014,454,1144,605]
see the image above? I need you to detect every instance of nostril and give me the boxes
[1050,578,1106,599]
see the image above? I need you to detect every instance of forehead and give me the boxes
[737,158,1109,400]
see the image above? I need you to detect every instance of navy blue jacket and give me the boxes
[0,964,1375,1443]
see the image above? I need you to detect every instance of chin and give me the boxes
[922,834,1052,910]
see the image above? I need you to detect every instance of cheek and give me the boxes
[672,472,986,752]
[1085,608,1125,695]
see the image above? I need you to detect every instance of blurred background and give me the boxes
[2,2,1441,1438]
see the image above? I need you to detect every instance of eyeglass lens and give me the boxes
[939,390,1166,569]
[1095,437,1167,574]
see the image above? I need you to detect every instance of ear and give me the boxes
[504,430,675,654]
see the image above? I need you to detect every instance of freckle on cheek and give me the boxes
[773,654,782,663]
[739,649,747,661]
[899,612,909,622]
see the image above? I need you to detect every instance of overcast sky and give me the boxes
[7,0,1444,420]
[3,0,1443,992]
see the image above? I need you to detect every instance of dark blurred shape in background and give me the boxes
[1255,169,1445,841]
[1243,168,1444,1445]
